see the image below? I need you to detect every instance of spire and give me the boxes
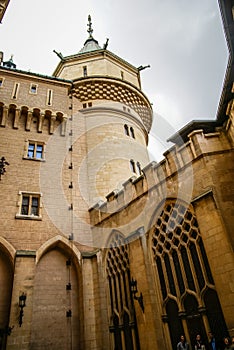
[78,15,101,54]
[87,15,93,38]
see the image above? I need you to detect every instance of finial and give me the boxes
[87,15,93,38]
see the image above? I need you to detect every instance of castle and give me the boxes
[0,2,233,350]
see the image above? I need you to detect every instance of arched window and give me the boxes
[130,159,136,173]
[130,127,135,139]
[124,124,129,136]
[151,201,227,348]
[136,162,141,175]
[106,232,140,350]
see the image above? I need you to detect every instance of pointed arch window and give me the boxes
[106,231,140,350]
[151,201,227,349]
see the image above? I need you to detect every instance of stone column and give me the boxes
[1,105,8,127]
[61,115,67,136]
[13,108,20,129]
[25,111,33,131]
[49,115,56,134]
[38,113,44,133]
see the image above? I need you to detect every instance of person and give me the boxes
[194,334,206,350]
[177,335,190,350]
[230,336,234,350]
[223,337,231,350]
[208,332,220,350]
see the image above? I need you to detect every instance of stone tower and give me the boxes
[52,15,153,204]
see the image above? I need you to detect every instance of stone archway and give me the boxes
[31,247,82,350]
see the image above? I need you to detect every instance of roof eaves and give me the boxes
[0,65,72,84]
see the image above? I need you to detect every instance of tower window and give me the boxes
[12,83,20,99]
[136,161,141,175]
[46,89,53,106]
[0,77,4,87]
[121,71,124,80]
[124,124,129,136]
[130,127,135,138]
[83,66,87,77]
[130,159,136,173]
[30,83,38,94]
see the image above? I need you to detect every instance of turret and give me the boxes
[53,16,153,203]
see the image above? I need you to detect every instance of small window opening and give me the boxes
[46,89,53,106]
[121,71,124,80]
[88,102,92,107]
[83,103,87,108]
[83,66,87,77]
[30,84,37,94]
[124,124,129,136]
[0,78,3,87]
[130,127,135,139]
[136,162,141,175]
[130,159,136,173]
[12,83,19,99]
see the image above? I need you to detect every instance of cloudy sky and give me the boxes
[0,0,228,160]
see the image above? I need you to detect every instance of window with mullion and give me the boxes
[27,141,44,160]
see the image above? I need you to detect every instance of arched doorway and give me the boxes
[31,248,82,350]
[0,247,14,350]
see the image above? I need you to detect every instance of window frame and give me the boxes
[29,83,38,94]
[23,140,45,161]
[16,191,42,220]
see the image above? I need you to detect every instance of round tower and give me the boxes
[53,15,153,203]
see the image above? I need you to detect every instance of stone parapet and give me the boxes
[89,126,232,226]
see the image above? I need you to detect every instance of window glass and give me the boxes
[21,196,29,215]
[36,145,43,159]
[28,143,35,158]
[31,197,39,215]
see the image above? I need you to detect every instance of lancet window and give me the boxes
[106,232,140,350]
[151,201,227,349]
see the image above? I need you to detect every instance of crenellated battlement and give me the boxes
[89,125,232,226]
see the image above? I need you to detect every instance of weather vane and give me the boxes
[87,15,93,38]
